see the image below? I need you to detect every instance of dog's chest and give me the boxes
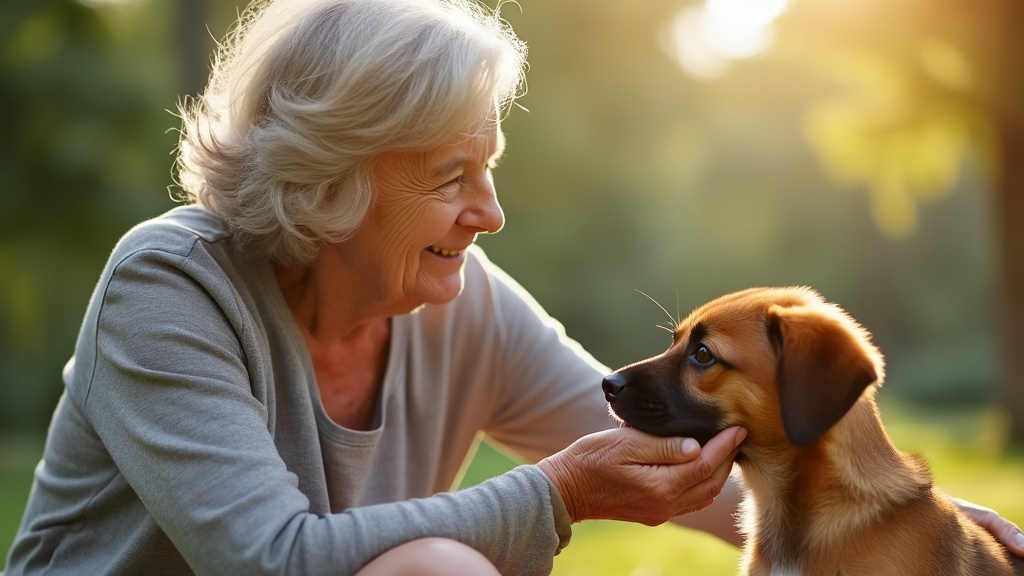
[741,552,804,576]
[768,568,803,576]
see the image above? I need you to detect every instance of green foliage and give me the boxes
[0,1,1020,567]
[0,0,1004,437]
[1,0,178,430]
[769,0,1003,239]
[480,0,998,399]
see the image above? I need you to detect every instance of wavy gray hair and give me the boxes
[174,0,527,264]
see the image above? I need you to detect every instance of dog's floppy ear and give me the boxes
[767,302,883,446]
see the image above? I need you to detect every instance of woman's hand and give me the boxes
[537,426,747,525]
[952,497,1024,557]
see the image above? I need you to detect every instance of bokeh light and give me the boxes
[662,0,789,78]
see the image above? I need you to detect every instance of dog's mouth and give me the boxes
[607,399,724,446]
[607,407,630,428]
[603,367,728,446]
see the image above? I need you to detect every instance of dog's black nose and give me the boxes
[602,373,628,399]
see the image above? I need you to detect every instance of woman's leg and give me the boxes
[356,537,501,576]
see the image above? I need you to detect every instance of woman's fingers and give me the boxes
[666,427,745,515]
[666,427,746,487]
[678,447,739,513]
[538,426,747,525]
[952,498,1024,556]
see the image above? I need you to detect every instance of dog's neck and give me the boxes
[737,395,933,565]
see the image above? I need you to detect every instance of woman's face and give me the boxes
[331,119,506,314]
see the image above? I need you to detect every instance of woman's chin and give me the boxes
[418,278,465,306]
[422,289,463,306]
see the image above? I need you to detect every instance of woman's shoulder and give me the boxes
[95,204,251,305]
[112,204,231,260]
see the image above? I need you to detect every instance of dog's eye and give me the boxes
[690,345,716,367]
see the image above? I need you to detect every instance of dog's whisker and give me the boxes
[635,288,677,329]
[655,322,674,334]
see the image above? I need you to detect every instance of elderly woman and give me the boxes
[5,0,1022,574]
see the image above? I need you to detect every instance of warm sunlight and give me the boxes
[662,0,789,79]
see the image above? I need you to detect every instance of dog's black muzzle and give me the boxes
[603,361,726,446]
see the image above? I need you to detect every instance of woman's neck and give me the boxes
[272,258,394,430]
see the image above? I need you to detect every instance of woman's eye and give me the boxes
[689,345,716,367]
[441,175,464,189]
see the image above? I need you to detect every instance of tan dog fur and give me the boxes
[602,286,1023,576]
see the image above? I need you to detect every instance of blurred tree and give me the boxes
[179,0,210,98]
[772,0,1024,443]
[988,0,1024,446]
[1,0,1004,438]
[0,0,178,431]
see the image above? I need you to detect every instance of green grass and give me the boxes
[0,434,43,564]
[460,441,743,575]
[461,398,1024,575]
[2,399,1022,573]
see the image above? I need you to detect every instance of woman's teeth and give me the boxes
[429,246,464,257]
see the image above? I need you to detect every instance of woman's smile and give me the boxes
[427,245,467,258]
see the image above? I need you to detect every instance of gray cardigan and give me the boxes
[5,205,613,575]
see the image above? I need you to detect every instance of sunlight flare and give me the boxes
[662,0,789,79]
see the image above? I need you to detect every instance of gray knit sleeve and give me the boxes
[339,466,572,575]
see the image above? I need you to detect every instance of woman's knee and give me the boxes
[356,537,500,576]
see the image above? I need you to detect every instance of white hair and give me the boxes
[174,0,527,264]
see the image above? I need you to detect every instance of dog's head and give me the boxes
[603,286,885,447]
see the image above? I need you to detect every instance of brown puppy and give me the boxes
[603,286,1024,576]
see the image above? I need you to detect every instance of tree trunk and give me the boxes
[992,0,1024,446]
[996,124,1024,445]
[178,0,208,98]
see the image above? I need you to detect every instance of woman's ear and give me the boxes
[767,303,884,446]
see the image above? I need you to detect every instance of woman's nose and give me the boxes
[460,175,504,234]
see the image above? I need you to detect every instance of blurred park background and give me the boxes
[2,0,1023,572]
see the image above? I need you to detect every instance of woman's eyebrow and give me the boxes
[430,156,470,180]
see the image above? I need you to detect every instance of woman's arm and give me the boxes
[69,241,570,576]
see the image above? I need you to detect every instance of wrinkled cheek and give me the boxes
[376,206,427,256]
[359,230,413,300]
